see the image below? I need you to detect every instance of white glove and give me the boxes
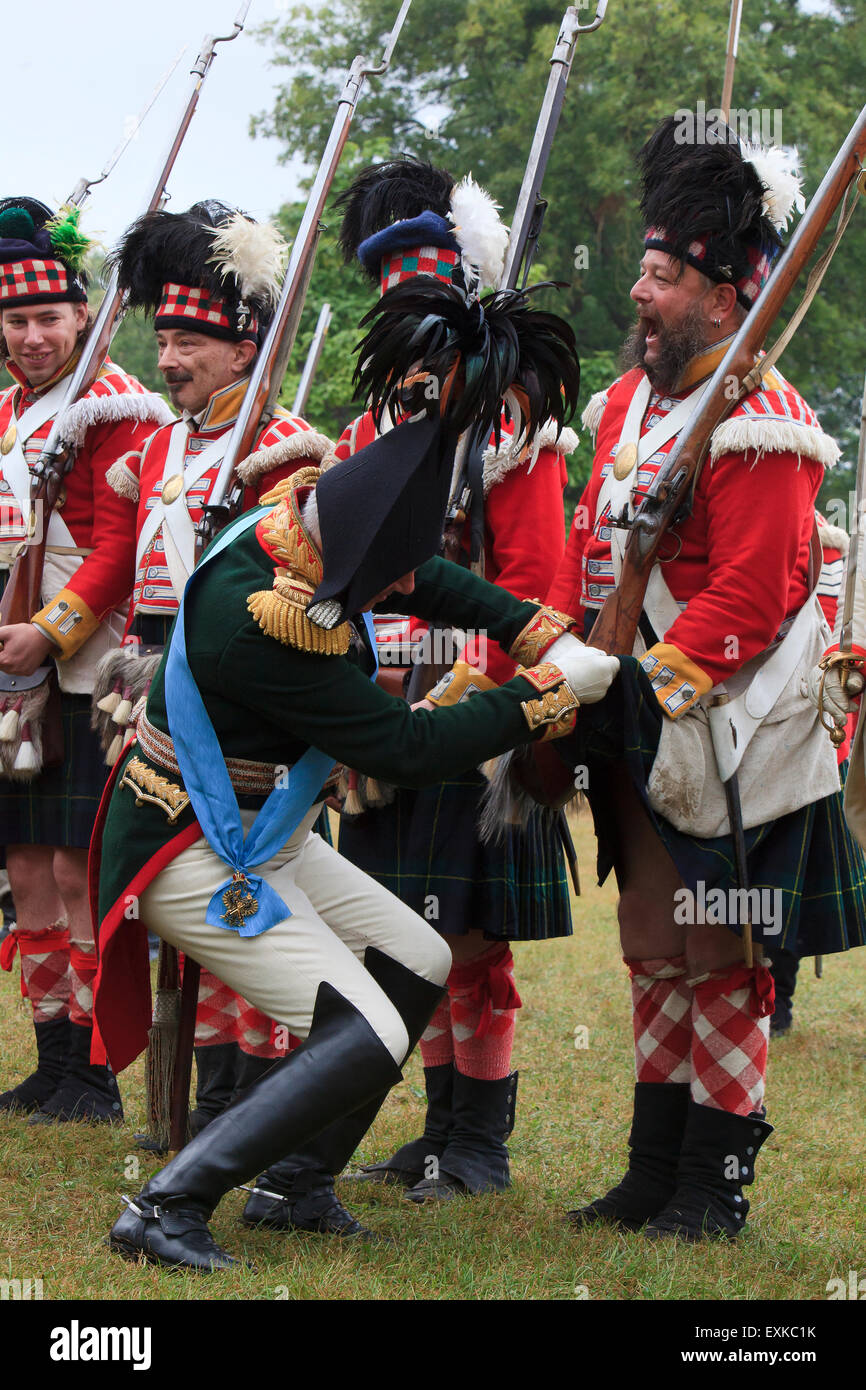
[806,660,863,726]
[542,633,620,705]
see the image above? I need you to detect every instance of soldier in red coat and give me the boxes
[0,197,171,1121]
[545,118,866,1240]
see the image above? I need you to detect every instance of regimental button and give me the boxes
[161,474,185,505]
[613,441,638,480]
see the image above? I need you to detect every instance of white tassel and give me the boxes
[739,141,805,232]
[208,213,288,308]
[0,698,21,742]
[13,723,39,773]
[97,680,123,716]
[105,732,125,767]
[364,778,386,808]
[448,176,509,291]
[112,686,134,727]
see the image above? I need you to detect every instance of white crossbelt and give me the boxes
[1,379,77,551]
[593,377,823,779]
[134,421,227,600]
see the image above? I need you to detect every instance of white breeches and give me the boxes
[140,806,452,1063]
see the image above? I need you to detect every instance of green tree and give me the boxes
[255,0,866,515]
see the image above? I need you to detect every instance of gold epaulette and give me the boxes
[248,467,351,656]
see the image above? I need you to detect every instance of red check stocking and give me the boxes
[68,939,98,1026]
[627,955,692,1085]
[448,943,522,1080]
[1,923,71,1021]
[236,999,298,1060]
[690,963,774,1115]
[193,967,239,1048]
[418,992,454,1068]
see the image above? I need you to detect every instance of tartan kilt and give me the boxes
[566,655,866,957]
[0,692,108,852]
[337,769,572,942]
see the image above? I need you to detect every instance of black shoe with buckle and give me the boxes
[109,1195,244,1271]
[241,1180,381,1240]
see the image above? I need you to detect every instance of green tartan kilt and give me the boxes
[0,692,109,853]
[566,656,866,957]
[337,769,572,942]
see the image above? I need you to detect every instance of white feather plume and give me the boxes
[739,141,805,232]
[448,176,509,291]
[208,213,288,307]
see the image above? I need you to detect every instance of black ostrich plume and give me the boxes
[107,200,275,320]
[352,278,580,450]
[639,115,783,278]
[335,156,455,275]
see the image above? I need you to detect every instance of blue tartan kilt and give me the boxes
[0,692,109,852]
[337,768,572,942]
[564,655,866,957]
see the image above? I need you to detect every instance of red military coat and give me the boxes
[548,344,839,720]
[0,357,172,688]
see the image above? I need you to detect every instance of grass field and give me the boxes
[1,806,864,1302]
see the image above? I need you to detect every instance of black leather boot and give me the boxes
[566,1082,690,1231]
[768,948,799,1036]
[188,1043,242,1137]
[232,1049,281,1099]
[30,1021,123,1124]
[109,981,403,1271]
[351,1064,454,1187]
[405,1070,518,1201]
[645,1101,774,1242]
[0,1016,70,1114]
[241,948,446,1238]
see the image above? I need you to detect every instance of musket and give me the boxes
[817,368,866,743]
[64,47,186,210]
[500,1,609,292]
[404,5,610,710]
[588,105,866,660]
[441,3,609,559]
[720,0,745,122]
[291,303,332,417]
[196,0,414,548]
[0,2,252,636]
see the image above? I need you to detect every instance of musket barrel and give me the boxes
[206,3,415,518]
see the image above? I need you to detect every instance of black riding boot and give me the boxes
[0,1016,69,1114]
[241,949,445,1239]
[188,1043,242,1137]
[566,1082,690,1231]
[351,1063,454,1187]
[405,1069,518,1201]
[645,1101,774,1242]
[30,1020,123,1124]
[109,981,404,1271]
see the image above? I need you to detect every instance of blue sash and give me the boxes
[164,507,377,937]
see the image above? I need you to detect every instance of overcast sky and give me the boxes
[3,0,324,249]
[5,0,840,256]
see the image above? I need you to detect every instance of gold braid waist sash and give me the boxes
[136,714,281,795]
